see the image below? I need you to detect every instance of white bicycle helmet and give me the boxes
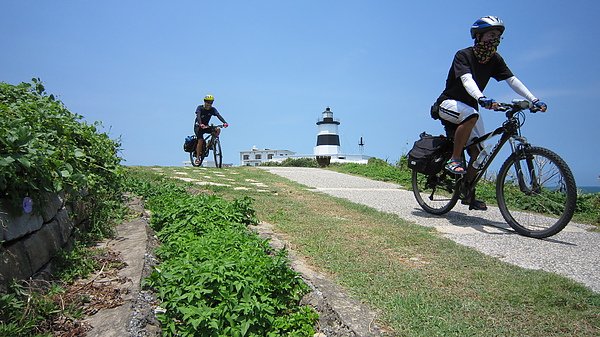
[470,16,505,39]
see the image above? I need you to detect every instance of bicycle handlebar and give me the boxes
[199,123,227,129]
[494,100,542,114]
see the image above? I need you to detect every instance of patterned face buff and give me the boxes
[473,37,501,64]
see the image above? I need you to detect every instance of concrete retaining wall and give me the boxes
[0,193,88,291]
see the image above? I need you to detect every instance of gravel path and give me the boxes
[260,167,600,293]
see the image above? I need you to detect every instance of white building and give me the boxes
[240,146,295,166]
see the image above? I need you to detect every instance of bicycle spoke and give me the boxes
[412,170,459,215]
[497,147,576,238]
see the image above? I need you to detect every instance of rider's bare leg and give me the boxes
[448,116,478,175]
[196,138,206,159]
[451,116,477,160]
[447,115,487,210]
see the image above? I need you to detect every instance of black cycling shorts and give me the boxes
[194,125,217,138]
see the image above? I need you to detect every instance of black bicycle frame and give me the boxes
[462,115,523,190]
[202,128,221,153]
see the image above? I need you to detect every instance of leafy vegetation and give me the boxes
[0,79,124,238]
[0,282,62,337]
[124,169,318,336]
[575,192,600,225]
[0,79,126,335]
[331,157,413,186]
[260,157,319,167]
[0,243,125,337]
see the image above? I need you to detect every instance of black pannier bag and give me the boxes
[407,132,452,175]
[183,135,197,153]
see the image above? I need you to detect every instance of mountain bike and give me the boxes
[190,124,224,168]
[411,100,577,238]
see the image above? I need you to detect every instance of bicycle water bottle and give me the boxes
[473,145,491,169]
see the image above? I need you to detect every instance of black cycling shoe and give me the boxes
[461,198,488,211]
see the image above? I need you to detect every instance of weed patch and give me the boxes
[125,169,318,336]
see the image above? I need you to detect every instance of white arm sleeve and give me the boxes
[460,73,484,100]
[505,76,537,102]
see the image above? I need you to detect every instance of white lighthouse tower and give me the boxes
[313,107,341,159]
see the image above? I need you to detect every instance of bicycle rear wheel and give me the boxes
[213,138,222,168]
[496,146,577,238]
[412,169,460,215]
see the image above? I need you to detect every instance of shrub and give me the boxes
[575,192,600,225]
[0,79,124,237]
[0,79,125,336]
[331,157,412,186]
[261,158,319,168]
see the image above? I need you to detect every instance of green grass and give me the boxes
[137,165,600,337]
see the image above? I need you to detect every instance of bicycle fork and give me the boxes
[509,138,540,195]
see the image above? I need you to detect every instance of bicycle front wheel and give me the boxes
[411,169,460,215]
[496,146,577,238]
[213,138,222,168]
[190,151,203,167]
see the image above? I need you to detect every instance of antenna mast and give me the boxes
[358,136,364,154]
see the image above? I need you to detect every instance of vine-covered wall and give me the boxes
[1,79,123,291]
[0,193,88,291]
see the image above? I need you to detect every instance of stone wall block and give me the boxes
[66,200,89,229]
[0,200,44,242]
[0,241,34,290]
[23,223,62,275]
[44,221,63,257]
[0,193,90,290]
[55,208,75,246]
[41,192,64,223]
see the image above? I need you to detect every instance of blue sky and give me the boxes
[2,0,599,186]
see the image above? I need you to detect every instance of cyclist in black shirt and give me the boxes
[435,16,547,210]
[194,94,228,165]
